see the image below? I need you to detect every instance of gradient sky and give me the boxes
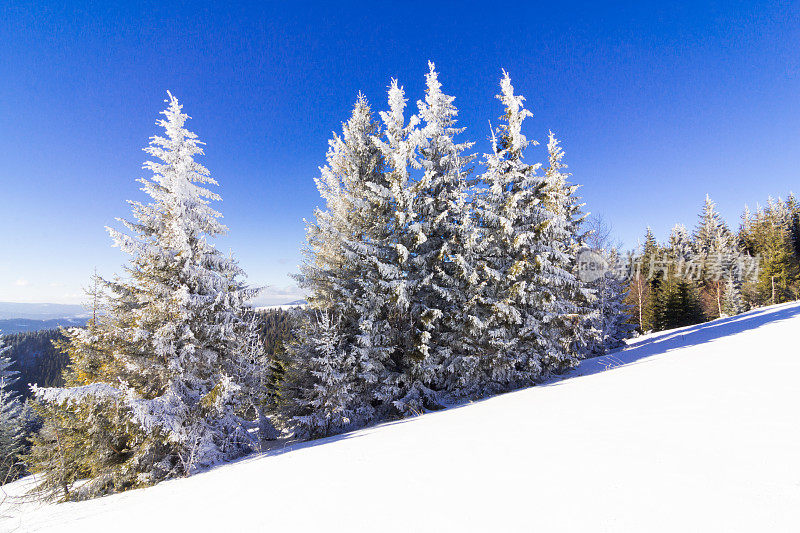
[1,1,798,304]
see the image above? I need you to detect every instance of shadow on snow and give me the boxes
[563,300,800,383]
[223,301,800,469]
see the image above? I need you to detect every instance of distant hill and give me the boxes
[254,300,307,312]
[0,317,89,334]
[0,302,87,320]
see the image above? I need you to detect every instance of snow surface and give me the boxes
[4,302,800,532]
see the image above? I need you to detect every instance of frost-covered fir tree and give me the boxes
[292,92,409,428]
[537,132,596,373]
[0,336,25,482]
[31,93,263,498]
[473,71,546,392]
[401,62,479,407]
[585,250,634,355]
[655,224,705,330]
[370,80,427,409]
[694,195,734,255]
[721,274,746,317]
[298,93,383,311]
[693,195,738,318]
[581,216,633,354]
[283,311,356,437]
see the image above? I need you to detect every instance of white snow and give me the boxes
[4,301,800,532]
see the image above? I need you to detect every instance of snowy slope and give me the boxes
[4,302,800,532]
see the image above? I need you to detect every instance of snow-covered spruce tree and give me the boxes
[536,132,597,374]
[370,80,426,411]
[296,93,383,312]
[0,337,25,483]
[721,274,746,317]
[400,62,479,408]
[655,224,705,330]
[30,93,263,498]
[291,93,407,430]
[581,216,634,355]
[693,195,738,318]
[633,227,662,332]
[282,311,356,438]
[585,248,634,355]
[694,195,733,256]
[472,71,546,392]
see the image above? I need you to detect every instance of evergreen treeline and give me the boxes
[12,67,635,500]
[0,331,66,484]
[625,194,800,333]
[3,329,69,399]
[255,308,298,357]
[8,66,798,503]
[8,64,797,502]
[1,313,295,404]
[0,318,87,335]
[282,65,628,436]
[739,196,800,305]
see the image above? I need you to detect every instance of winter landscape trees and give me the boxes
[10,63,800,505]
[623,193,800,334]
[0,337,26,483]
[26,94,266,499]
[287,64,617,436]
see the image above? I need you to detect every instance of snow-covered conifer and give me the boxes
[472,71,545,392]
[721,274,746,317]
[400,62,479,407]
[369,80,425,409]
[655,224,705,330]
[693,195,739,318]
[30,93,263,497]
[293,92,409,425]
[283,311,355,437]
[694,195,733,255]
[536,132,596,373]
[0,337,25,482]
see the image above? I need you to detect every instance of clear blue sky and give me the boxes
[1,1,798,304]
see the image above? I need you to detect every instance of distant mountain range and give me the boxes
[0,302,88,320]
[0,302,90,334]
[254,300,308,312]
[0,317,89,335]
[0,300,307,335]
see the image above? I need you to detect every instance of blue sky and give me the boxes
[1,1,798,304]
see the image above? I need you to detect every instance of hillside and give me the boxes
[4,302,799,532]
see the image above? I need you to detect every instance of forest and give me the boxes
[1,64,798,500]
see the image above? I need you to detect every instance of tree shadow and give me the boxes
[558,301,800,383]
[208,302,800,471]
